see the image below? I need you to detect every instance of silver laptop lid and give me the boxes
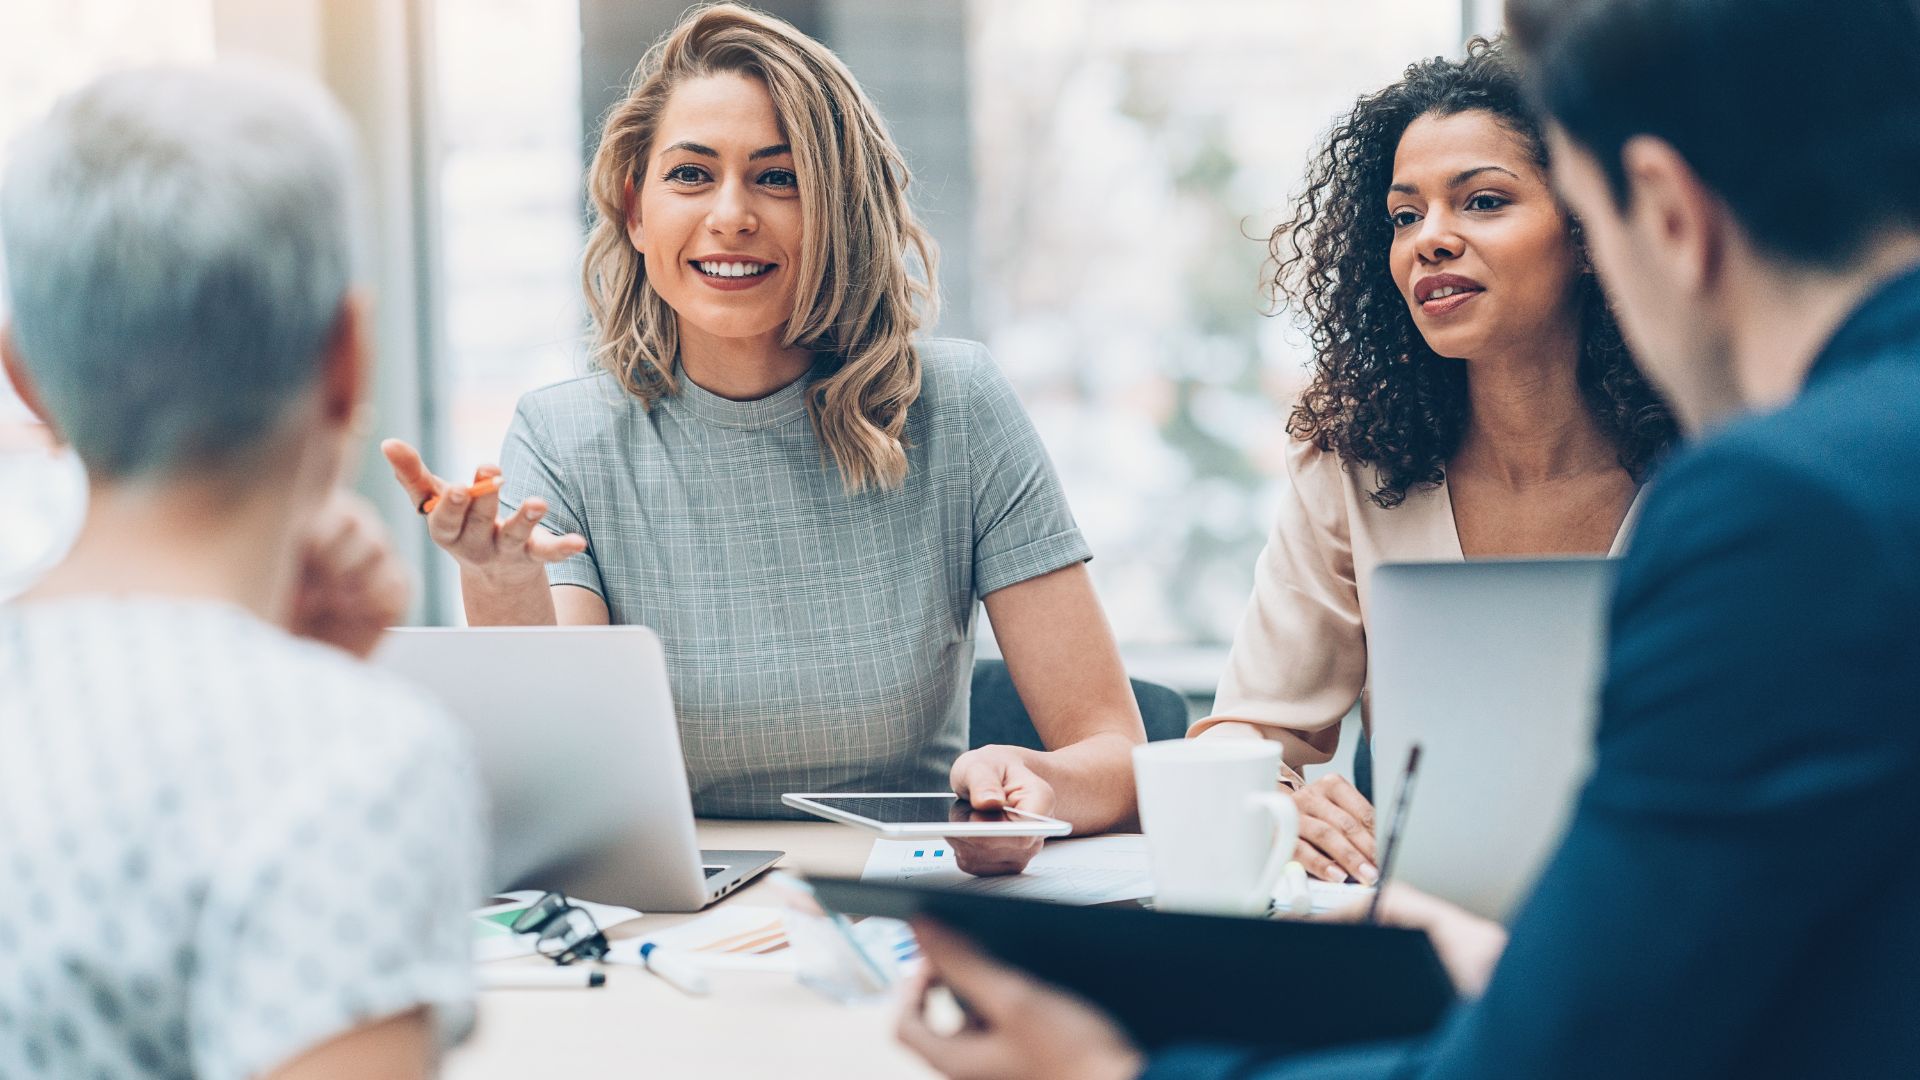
[1367,558,1616,921]
[374,626,710,909]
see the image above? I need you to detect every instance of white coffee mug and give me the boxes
[1133,740,1298,915]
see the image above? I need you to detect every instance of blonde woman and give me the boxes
[382,4,1142,874]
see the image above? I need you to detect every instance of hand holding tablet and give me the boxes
[781,793,1073,839]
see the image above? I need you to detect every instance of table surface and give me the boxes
[443,819,938,1080]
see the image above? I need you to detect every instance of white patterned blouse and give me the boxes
[0,597,483,1080]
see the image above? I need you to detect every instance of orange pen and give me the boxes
[418,474,502,515]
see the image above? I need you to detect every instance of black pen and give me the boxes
[1366,743,1423,924]
[478,966,607,990]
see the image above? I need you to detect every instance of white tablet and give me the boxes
[781,793,1073,838]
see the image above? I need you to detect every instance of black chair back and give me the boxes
[968,658,1190,750]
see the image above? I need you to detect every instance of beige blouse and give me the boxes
[1191,435,1639,785]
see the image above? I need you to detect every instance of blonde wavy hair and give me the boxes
[582,3,938,491]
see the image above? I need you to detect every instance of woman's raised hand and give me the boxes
[379,438,587,582]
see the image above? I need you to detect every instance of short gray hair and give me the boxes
[1,65,358,479]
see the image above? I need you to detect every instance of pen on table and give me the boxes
[418,474,502,514]
[638,942,711,996]
[478,965,606,990]
[1366,742,1423,925]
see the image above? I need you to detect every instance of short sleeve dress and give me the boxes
[498,339,1091,816]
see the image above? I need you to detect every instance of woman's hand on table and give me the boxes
[897,919,1143,1080]
[1292,773,1380,884]
[380,438,586,583]
[946,746,1056,876]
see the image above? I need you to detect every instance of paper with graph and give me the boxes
[859,834,1155,904]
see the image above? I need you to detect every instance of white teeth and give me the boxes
[1427,285,1477,301]
[698,260,768,278]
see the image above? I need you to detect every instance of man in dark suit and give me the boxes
[896,1,1920,1077]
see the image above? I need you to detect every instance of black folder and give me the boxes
[807,876,1457,1053]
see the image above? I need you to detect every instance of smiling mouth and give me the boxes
[1419,286,1484,314]
[693,260,774,279]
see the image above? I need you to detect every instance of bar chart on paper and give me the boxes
[859,835,1155,904]
[858,837,1376,914]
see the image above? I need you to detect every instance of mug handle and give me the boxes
[1246,791,1301,912]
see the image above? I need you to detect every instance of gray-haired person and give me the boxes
[0,66,484,1080]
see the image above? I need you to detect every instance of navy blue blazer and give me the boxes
[1146,263,1920,1080]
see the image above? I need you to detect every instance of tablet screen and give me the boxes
[804,795,1020,825]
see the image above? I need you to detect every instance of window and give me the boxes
[963,0,1460,648]
[432,0,584,508]
[429,0,584,620]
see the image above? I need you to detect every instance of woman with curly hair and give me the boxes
[1189,38,1675,884]
[379,4,1146,875]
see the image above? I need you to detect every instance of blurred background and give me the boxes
[0,0,1501,698]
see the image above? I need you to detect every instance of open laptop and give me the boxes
[375,626,781,912]
[1367,558,1616,922]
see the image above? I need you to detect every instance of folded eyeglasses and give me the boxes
[508,891,610,966]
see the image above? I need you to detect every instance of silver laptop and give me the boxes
[375,626,782,912]
[1367,558,1616,922]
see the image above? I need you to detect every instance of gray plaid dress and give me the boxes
[498,339,1090,817]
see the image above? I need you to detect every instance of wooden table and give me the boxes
[443,819,938,1079]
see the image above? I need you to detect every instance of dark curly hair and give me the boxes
[1269,37,1675,509]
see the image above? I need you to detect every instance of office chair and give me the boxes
[968,658,1191,750]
